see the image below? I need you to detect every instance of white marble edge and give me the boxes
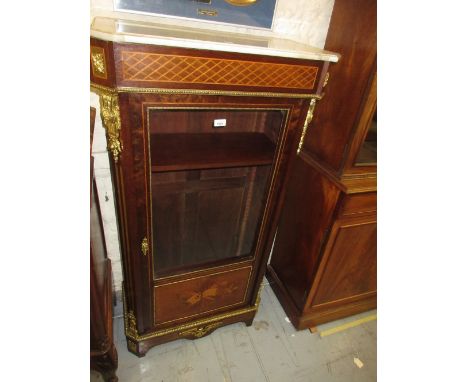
[90,14,339,62]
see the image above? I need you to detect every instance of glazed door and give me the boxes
[147,107,285,277]
[118,92,308,333]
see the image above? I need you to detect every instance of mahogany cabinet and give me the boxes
[90,22,338,356]
[267,0,377,329]
[91,107,118,380]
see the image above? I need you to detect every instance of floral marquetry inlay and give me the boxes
[182,281,240,307]
[153,266,251,325]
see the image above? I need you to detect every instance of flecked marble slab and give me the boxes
[91,16,339,62]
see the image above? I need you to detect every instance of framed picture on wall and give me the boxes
[114,0,278,29]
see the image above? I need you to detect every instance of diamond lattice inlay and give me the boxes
[121,51,318,89]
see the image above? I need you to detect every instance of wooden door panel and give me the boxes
[309,217,376,308]
[340,192,377,217]
[154,266,252,326]
[120,91,307,341]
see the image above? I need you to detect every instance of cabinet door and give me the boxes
[148,108,283,275]
[307,214,377,310]
[117,91,308,332]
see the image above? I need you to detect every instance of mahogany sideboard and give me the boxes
[267,0,377,329]
[90,17,338,356]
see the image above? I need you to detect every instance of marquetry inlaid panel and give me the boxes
[154,266,252,325]
[121,51,319,89]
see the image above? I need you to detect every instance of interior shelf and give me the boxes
[151,133,276,172]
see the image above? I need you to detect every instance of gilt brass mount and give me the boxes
[141,237,149,257]
[224,0,257,6]
[99,91,123,163]
[297,99,317,154]
[179,322,223,338]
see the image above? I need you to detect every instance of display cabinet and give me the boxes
[267,0,377,329]
[90,17,338,356]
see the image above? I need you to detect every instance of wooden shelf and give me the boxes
[151,133,276,172]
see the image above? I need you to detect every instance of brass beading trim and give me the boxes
[91,83,322,99]
[154,259,253,281]
[91,83,118,95]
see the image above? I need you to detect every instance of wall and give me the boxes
[91,93,122,292]
[91,0,335,48]
[91,0,335,294]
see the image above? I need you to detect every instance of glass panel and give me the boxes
[355,110,377,165]
[115,0,277,29]
[149,108,284,275]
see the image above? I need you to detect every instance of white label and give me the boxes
[213,119,227,127]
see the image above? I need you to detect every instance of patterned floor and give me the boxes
[96,280,376,382]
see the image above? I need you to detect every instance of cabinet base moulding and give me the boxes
[124,307,256,357]
[122,282,260,356]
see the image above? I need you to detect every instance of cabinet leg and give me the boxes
[126,339,147,358]
[244,315,255,327]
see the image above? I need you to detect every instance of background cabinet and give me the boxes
[91,33,336,355]
[267,0,377,329]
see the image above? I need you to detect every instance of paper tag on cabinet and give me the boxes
[213,119,227,128]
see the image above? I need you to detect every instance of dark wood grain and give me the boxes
[154,267,252,326]
[267,165,377,329]
[151,133,275,172]
[302,0,376,176]
[113,42,325,94]
[90,109,118,380]
[152,166,270,274]
[268,264,376,329]
[93,31,332,355]
[111,88,308,353]
[340,192,377,217]
[308,216,377,307]
[345,72,377,173]
[90,38,117,88]
[269,156,340,309]
[148,108,283,138]
[116,92,155,335]
[267,0,377,330]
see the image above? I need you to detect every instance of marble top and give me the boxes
[91,16,339,62]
